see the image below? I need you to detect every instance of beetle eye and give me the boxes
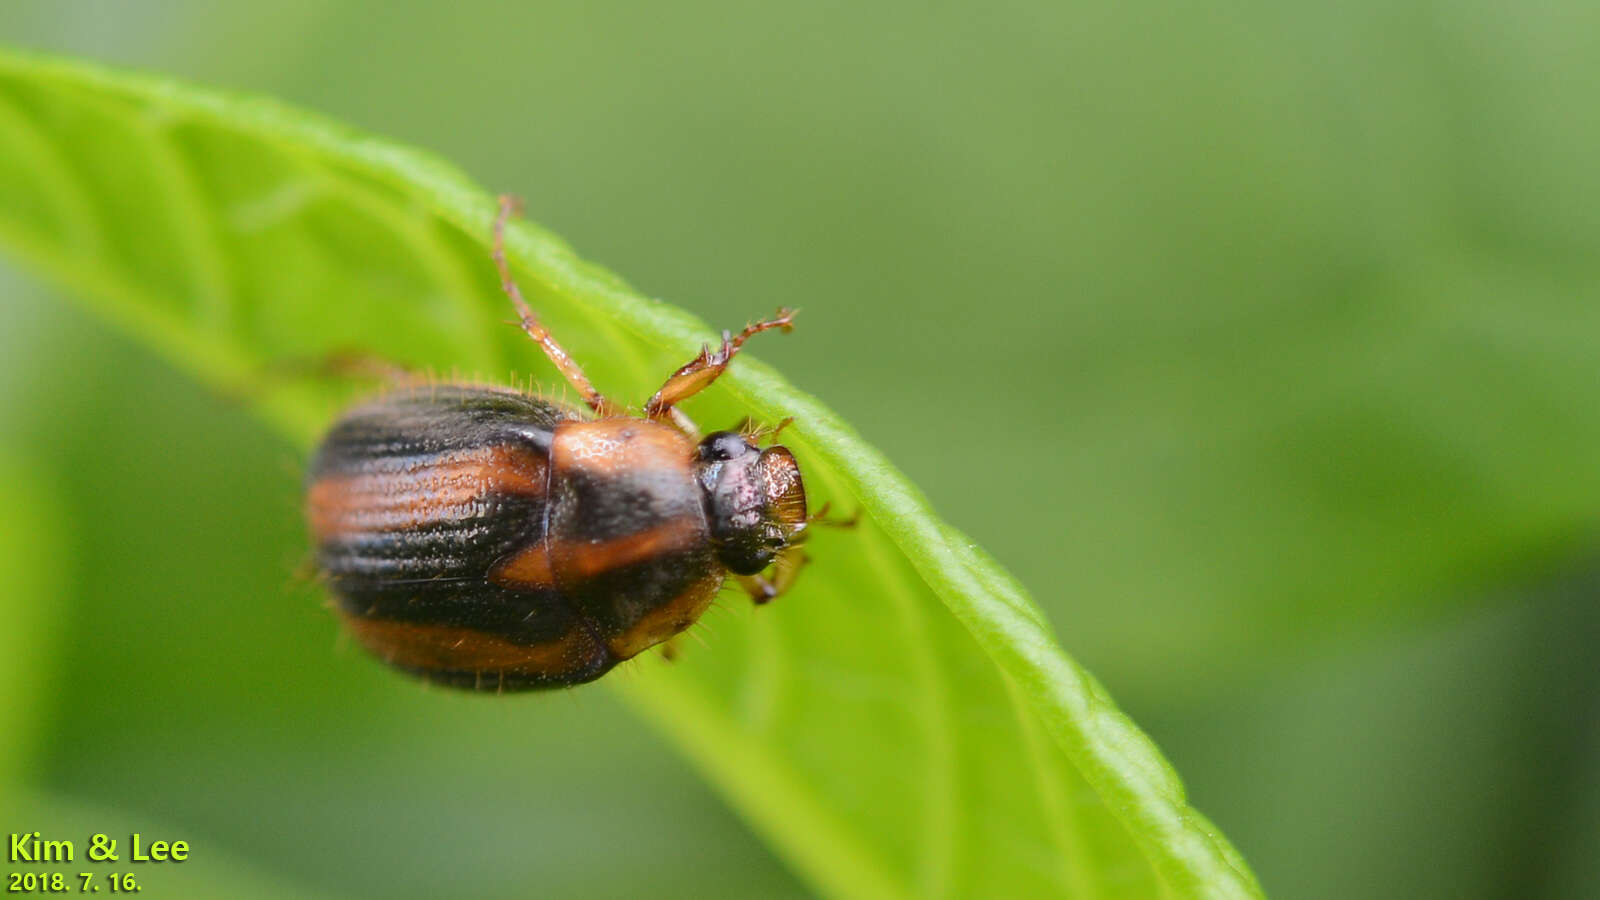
[697,431,751,462]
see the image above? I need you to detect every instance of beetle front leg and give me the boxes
[644,309,796,420]
[734,415,794,444]
[735,546,810,605]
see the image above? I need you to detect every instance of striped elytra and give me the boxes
[305,196,818,691]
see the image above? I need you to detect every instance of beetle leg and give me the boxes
[493,195,622,417]
[666,407,702,439]
[806,502,861,529]
[735,573,778,604]
[735,415,794,444]
[643,309,796,420]
[735,546,811,605]
[659,634,682,662]
[230,349,421,406]
[286,348,419,383]
[779,503,860,546]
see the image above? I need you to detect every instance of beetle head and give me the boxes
[693,431,808,575]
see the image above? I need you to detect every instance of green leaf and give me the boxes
[0,452,66,808]
[0,49,1260,899]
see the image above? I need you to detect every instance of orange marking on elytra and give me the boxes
[308,444,547,541]
[341,613,597,678]
[491,541,557,589]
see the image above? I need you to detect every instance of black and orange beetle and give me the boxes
[305,196,827,691]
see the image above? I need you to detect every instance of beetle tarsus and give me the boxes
[644,308,797,423]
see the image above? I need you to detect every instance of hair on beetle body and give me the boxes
[304,195,841,691]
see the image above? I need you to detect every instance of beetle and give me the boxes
[305,196,824,691]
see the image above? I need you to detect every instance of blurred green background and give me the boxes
[3,1,1598,898]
